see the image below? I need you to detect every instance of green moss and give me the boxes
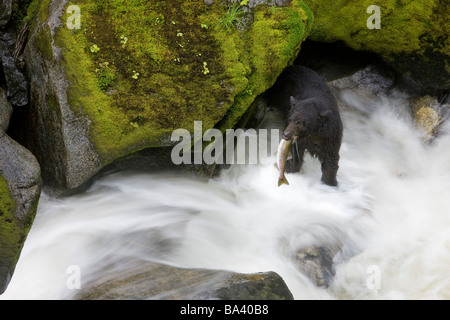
[0,177,21,277]
[0,176,38,288]
[9,0,38,28]
[303,0,449,88]
[215,0,313,129]
[304,0,441,56]
[35,25,53,60]
[38,0,51,24]
[37,0,312,162]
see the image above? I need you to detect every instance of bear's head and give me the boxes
[283,97,332,140]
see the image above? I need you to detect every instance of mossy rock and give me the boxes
[303,0,450,90]
[22,0,312,192]
[0,131,41,295]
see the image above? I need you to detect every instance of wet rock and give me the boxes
[1,54,28,106]
[329,64,396,97]
[0,88,12,131]
[0,0,13,29]
[410,95,441,141]
[0,131,41,294]
[293,245,340,288]
[75,260,293,300]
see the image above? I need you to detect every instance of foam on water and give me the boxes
[2,89,449,300]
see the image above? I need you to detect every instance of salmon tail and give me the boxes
[278,175,290,187]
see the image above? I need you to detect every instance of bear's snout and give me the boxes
[282,128,293,140]
[283,123,306,140]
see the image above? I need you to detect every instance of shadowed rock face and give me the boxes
[75,260,294,300]
[0,10,41,291]
[0,0,13,29]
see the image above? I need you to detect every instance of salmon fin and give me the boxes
[278,175,290,187]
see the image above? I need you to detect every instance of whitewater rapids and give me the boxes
[1,88,450,300]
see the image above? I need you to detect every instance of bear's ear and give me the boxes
[319,110,332,119]
[319,110,331,121]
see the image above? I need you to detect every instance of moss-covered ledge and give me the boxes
[22,0,313,192]
[303,0,449,90]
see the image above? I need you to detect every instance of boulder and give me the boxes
[304,0,450,91]
[20,0,313,194]
[75,260,294,300]
[329,64,396,97]
[0,131,41,295]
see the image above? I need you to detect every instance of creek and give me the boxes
[1,81,450,300]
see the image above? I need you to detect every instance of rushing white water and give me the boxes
[2,88,450,300]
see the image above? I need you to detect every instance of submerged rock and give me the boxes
[293,245,340,288]
[76,260,293,300]
[20,0,313,194]
[411,95,442,141]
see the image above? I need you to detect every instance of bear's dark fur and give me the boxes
[269,65,343,186]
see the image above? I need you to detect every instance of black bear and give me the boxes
[270,65,343,187]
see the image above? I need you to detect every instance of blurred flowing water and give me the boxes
[1,88,450,300]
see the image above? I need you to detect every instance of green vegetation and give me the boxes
[10,0,38,28]
[95,62,116,91]
[31,0,312,162]
[218,2,245,30]
[304,0,449,88]
[0,177,20,277]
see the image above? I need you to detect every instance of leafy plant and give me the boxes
[120,35,128,48]
[219,2,245,30]
[202,62,210,75]
[90,44,100,53]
